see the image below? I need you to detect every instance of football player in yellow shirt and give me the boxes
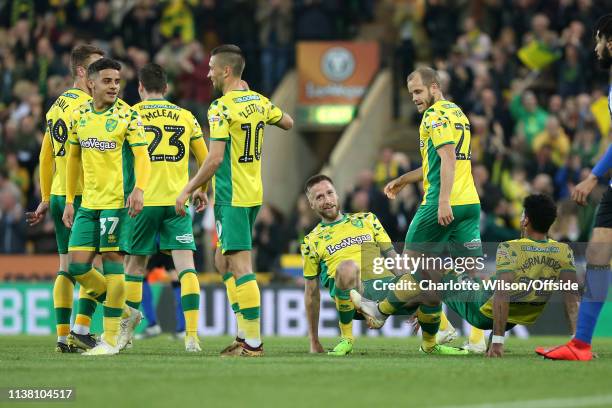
[379,67,486,351]
[124,63,208,352]
[62,58,152,356]
[352,194,579,357]
[302,175,467,356]
[176,44,293,356]
[26,44,104,353]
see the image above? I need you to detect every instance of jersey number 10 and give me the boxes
[239,121,265,163]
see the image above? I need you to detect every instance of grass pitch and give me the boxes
[1,336,612,408]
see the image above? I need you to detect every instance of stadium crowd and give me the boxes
[1,0,611,279]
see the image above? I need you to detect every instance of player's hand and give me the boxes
[571,174,597,206]
[25,201,50,226]
[310,340,325,353]
[384,177,406,199]
[176,190,190,216]
[192,190,208,213]
[62,203,74,229]
[126,188,144,217]
[486,343,504,358]
[438,201,454,226]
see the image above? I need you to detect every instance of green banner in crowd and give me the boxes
[0,283,163,335]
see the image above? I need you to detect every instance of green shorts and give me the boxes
[441,272,514,331]
[130,206,195,255]
[50,194,82,254]
[68,207,132,253]
[214,204,260,253]
[405,203,483,257]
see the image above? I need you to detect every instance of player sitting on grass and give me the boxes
[302,175,468,356]
[352,194,579,357]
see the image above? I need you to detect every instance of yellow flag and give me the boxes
[517,41,560,70]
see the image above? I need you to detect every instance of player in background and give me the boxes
[302,175,467,356]
[176,44,294,356]
[26,44,104,353]
[353,194,579,358]
[62,58,151,355]
[537,13,612,361]
[125,63,208,352]
[378,67,486,352]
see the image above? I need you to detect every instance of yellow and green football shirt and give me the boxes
[301,213,395,288]
[208,90,283,207]
[480,238,576,325]
[419,100,479,206]
[133,99,204,206]
[45,88,91,196]
[68,98,147,209]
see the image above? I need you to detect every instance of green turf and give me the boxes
[1,336,612,408]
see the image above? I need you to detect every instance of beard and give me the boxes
[597,50,612,70]
[319,206,339,221]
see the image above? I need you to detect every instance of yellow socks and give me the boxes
[235,274,261,348]
[69,263,106,299]
[417,304,442,352]
[125,274,144,310]
[439,311,451,331]
[53,271,74,342]
[335,296,355,341]
[379,274,421,315]
[101,261,126,347]
[223,272,245,339]
[469,326,485,345]
[179,269,200,338]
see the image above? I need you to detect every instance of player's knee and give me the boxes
[336,260,359,290]
[102,252,124,263]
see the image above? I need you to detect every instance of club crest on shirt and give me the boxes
[105,118,118,132]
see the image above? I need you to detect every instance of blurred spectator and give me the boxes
[526,144,558,181]
[344,169,397,240]
[457,16,492,68]
[159,0,195,43]
[549,199,579,242]
[253,205,285,273]
[120,1,159,54]
[257,0,292,96]
[286,194,318,253]
[176,41,212,119]
[557,44,587,97]
[374,147,406,189]
[510,89,549,148]
[295,0,334,41]
[0,185,26,253]
[424,0,457,60]
[532,116,570,166]
[572,126,599,167]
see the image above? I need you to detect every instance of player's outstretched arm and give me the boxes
[384,166,423,199]
[304,278,324,353]
[176,140,225,216]
[62,142,82,228]
[274,111,294,130]
[560,271,579,336]
[487,271,511,358]
[27,133,54,226]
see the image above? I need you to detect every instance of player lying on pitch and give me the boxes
[352,194,579,357]
[302,175,468,356]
